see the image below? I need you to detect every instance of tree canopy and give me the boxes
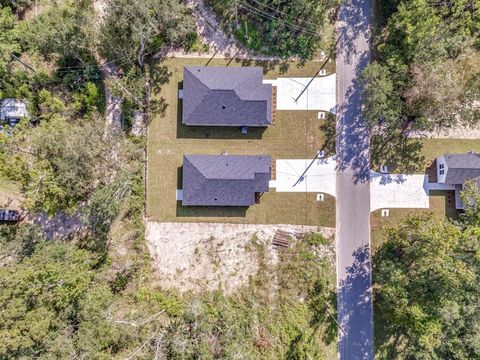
[206,0,340,59]
[374,203,480,358]
[362,0,480,171]
[100,0,197,68]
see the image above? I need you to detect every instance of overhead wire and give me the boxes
[246,0,321,29]
[237,0,320,36]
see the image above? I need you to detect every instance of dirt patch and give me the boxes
[157,0,284,61]
[411,126,480,139]
[0,179,23,210]
[146,221,335,293]
[27,211,85,240]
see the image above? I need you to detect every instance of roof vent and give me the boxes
[222,105,226,109]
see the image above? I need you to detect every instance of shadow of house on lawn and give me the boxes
[175,82,267,140]
[176,203,248,218]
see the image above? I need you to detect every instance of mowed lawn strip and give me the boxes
[420,138,480,169]
[147,57,335,226]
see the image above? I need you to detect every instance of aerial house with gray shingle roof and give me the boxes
[182,154,272,206]
[182,66,272,127]
[436,153,480,209]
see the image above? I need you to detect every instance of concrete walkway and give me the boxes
[274,158,336,196]
[370,173,429,211]
[265,75,336,112]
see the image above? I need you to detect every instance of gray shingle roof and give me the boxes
[443,153,480,184]
[182,66,272,127]
[182,154,271,206]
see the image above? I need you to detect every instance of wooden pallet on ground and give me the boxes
[272,230,292,250]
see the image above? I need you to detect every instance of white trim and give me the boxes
[176,189,183,201]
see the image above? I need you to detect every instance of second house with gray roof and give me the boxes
[182,154,272,206]
[182,66,272,127]
[436,152,480,209]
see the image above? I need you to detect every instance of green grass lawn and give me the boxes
[147,58,335,227]
[0,177,23,210]
[371,191,459,250]
[420,138,480,168]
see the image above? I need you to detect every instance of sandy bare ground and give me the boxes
[410,126,480,139]
[146,222,335,293]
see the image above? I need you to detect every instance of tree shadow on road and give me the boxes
[337,244,374,358]
[335,0,375,184]
[335,50,372,184]
[336,0,372,65]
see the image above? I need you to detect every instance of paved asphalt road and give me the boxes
[335,0,374,359]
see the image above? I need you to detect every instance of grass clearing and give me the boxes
[420,138,480,169]
[147,57,335,226]
[371,191,458,250]
[0,177,23,210]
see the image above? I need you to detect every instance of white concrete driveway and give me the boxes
[275,160,431,212]
[265,75,336,112]
[274,157,336,196]
[370,172,429,211]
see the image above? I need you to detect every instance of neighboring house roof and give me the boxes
[182,154,271,206]
[182,66,272,127]
[0,99,28,121]
[442,153,480,184]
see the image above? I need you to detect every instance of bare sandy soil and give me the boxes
[411,126,480,139]
[146,222,335,293]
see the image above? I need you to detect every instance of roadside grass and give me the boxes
[0,177,23,210]
[420,138,480,169]
[371,190,458,250]
[147,57,335,227]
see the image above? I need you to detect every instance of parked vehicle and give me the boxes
[0,209,20,222]
[0,99,30,130]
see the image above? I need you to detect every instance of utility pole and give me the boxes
[294,37,340,103]
[235,0,239,28]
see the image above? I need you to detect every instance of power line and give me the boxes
[238,0,319,35]
[42,0,165,72]
[246,0,321,29]
[237,1,319,36]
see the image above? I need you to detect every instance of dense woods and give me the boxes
[362,0,480,171]
[374,182,480,358]
[206,0,341,59]
[0,1,337,358]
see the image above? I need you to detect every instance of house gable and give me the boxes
[182,66,272,127]
[182,154,271,206]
